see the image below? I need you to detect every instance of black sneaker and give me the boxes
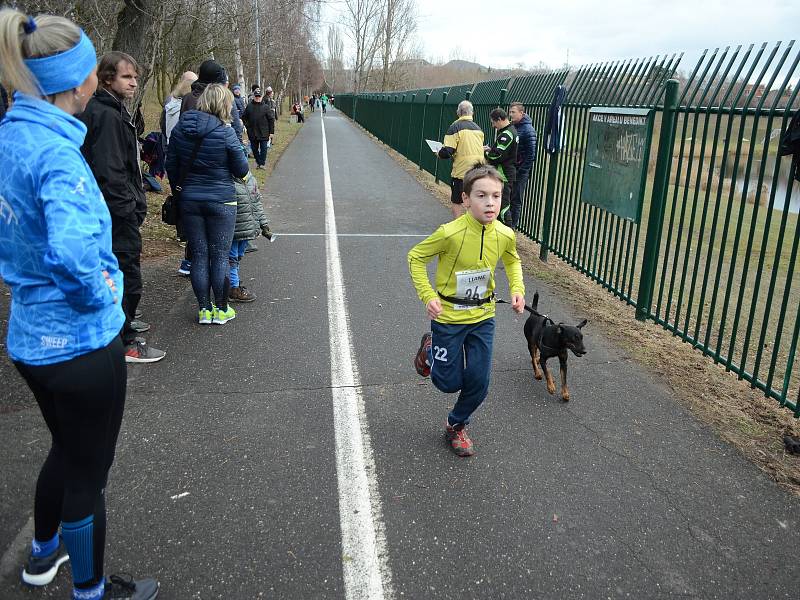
[21,538,70,586]
[104,574,159,599]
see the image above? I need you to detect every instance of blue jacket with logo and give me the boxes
[0,93,124,365]
[166,110,249,203]
[515,114,538,174]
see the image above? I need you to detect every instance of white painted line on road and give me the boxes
[322,116,394,599]
[275,233,427,237]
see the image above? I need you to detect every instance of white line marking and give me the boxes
[275,233,427,237]
[322,115,394,599]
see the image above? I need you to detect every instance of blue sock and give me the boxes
[61,515,94,585]
[72,580,104,600]
[31,532,59,557]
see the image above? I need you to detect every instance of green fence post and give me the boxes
[498,88,507,108]
[435,91,448,183]
[636,79,679,321]
[419,93,431,170]
[539,151,559,262]
[465,90,472,101]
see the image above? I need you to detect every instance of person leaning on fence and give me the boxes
[78,51,166,364]
[166,83,249,325]
[508,102,537,229]
[0,8,160,599]
[483,107,518,227]
[437,100,486,220]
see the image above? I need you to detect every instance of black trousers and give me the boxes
[15,336,126,586]
[501,181,513,225]
[111,214,143,345]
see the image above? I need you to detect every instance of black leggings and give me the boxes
[15,336,126,586]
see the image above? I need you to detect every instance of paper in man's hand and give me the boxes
[426,139,443,154]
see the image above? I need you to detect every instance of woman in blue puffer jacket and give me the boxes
[166,83,249,325]
[0,8,158,600]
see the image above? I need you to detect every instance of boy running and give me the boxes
[408,164,526,457]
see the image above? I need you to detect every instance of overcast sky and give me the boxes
[323,0,798,75]
[415,0,798,70]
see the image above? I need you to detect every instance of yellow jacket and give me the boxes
[439,116,485,179]
[408,212,525,324]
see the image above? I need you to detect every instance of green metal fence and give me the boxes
[337,42,800,416]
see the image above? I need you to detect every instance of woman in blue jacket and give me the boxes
[167,84,249,324]
[0,9,157,600]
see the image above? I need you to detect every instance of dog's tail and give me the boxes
[524,291,539,314]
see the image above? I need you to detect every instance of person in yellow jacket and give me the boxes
[437,100,485,220]
[408,164,526,457]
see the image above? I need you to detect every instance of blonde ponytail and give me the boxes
[0,9,80,96]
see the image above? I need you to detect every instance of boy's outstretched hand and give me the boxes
[426,298,443,320]
[511,293,526,314]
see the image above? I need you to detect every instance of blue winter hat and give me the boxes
[24,30,97,96]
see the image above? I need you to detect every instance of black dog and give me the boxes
[523,292,587,402]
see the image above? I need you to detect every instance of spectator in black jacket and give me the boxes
[509,102,537,229]
[182,59,243,142]
[78,51,165,363]
[484,107,518,226]
[241,87,275,169]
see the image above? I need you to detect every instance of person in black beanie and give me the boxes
[180,59,243,139]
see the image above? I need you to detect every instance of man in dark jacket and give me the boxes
[182,59,243,142]
[509,102,537,229]
[78,52,165,363]
[484,107,518,226]
[241,87,275,169]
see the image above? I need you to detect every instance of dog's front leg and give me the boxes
[531,344,543,380]
[559,353,570,402]
[541,357,556,395]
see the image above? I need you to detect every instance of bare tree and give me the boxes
[327,24,344,94]
[378,0,416,91]
[341,0,384,93]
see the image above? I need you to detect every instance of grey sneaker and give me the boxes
[124,339,166,363]
[104,573,159,599]
[130,319,150,333]
[21,538,69,586]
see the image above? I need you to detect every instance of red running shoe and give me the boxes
[445,421,475,457]
[414,333,432,377]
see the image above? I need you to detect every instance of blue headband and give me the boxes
[24,30,96,96]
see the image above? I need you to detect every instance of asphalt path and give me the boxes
[1,106,799,599]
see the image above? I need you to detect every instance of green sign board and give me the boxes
[580,107,654,223]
